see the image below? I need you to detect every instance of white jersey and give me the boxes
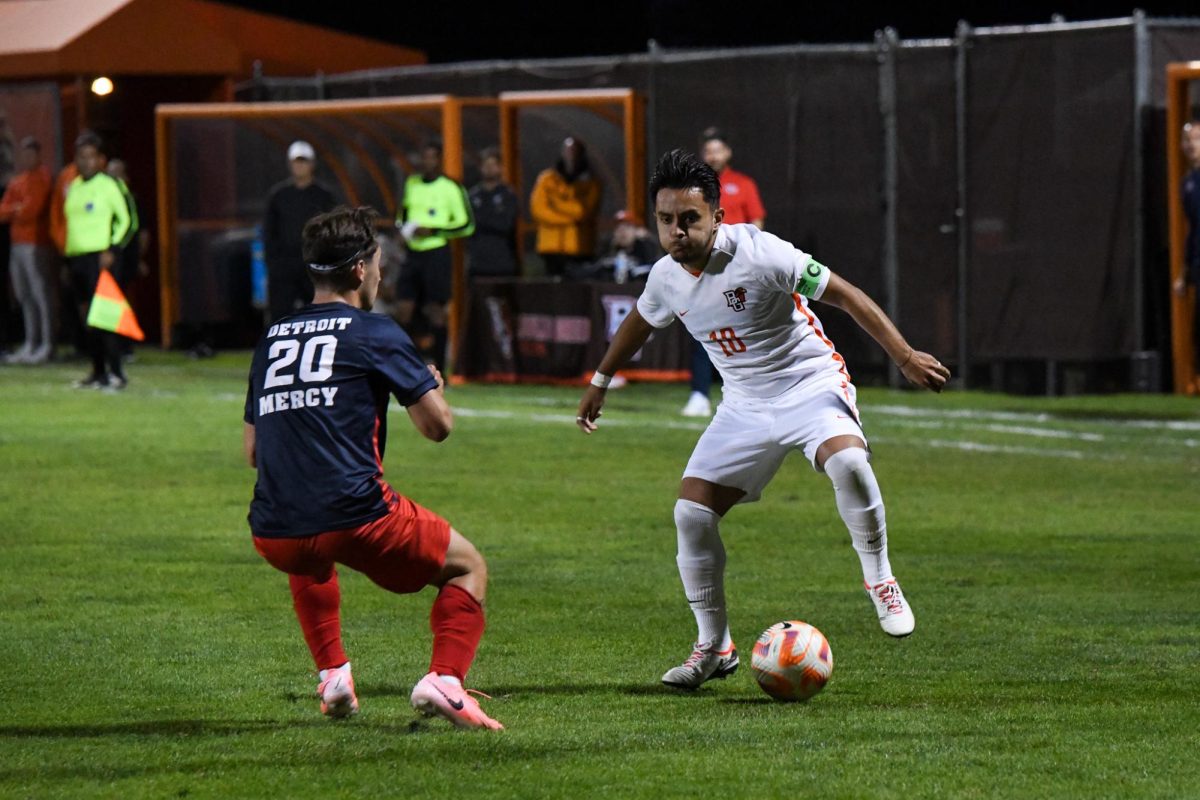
[637,223,850,400]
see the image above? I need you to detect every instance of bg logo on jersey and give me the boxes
[724,287,748,312]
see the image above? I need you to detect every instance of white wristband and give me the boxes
[591,371,613,389]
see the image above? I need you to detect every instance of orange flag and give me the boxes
[87,270,145,341]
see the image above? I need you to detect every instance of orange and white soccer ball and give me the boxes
[750,620,833,701]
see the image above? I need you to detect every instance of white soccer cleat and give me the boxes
[661,639,739,689]
[410,672,503,730]
[317,662,359,718]
[865,579,915,637]
[680,391,712,418]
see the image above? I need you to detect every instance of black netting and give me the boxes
[967,28,1135,360]
[654,50,884,370]
[895,45,959,361]
[210,20,1200,377]
[170,106,476,344]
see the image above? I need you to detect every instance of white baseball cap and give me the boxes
[287,140,315,161]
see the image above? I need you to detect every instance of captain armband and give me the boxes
[795,258,830,299]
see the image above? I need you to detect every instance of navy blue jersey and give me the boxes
[244,303,438,538]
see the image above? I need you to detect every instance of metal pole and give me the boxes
[252,60,263,102]
[1132,9,1150,353]
[877,28,901,387]
[647,38,661,215]
[955,20,972,388]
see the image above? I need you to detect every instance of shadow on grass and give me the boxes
[0,717,427,740]
[364,681,703,699]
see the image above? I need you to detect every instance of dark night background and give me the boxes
[221,1,1200,64]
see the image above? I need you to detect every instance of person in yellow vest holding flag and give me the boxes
[63,132,132,389]
[396,139,474,375]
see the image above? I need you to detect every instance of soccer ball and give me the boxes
[750,620,833,701]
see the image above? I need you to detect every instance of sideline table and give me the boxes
[456,278,691,384]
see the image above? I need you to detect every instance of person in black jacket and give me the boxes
[263,141,336,324]
[467,147,519,278]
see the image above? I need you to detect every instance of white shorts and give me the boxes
[683,380,866,504]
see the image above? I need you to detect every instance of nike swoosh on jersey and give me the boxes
[678,310,689,317]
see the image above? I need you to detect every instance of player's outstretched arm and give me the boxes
[407,365,453,442]
[818,272,951,393]
[576,307,656,434]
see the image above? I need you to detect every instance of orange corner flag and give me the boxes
[87,269,145,341]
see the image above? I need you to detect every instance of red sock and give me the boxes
[429,584,485,682]
[289,571,347,671]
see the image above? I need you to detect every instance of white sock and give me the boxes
[674,499,732,650]
[824,448,893,586]
[319,662,351,681]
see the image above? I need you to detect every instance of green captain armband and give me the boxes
[796,258,830,299]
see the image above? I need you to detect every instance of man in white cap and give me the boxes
[262,140,336,323]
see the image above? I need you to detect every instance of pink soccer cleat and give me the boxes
[410,672,504,730]
[865,578,916,637]
[317,662,359,718]
[661,638,739,689]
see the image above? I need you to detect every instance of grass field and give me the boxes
[2,352,1199,799]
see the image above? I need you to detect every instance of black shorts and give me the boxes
[397,246,452,306]
[68,251,105,302]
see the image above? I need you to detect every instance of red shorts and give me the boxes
[253,490,452,594]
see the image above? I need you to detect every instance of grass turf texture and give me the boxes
[2,352,1198,799]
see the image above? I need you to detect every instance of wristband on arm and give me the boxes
[590,371,612,389]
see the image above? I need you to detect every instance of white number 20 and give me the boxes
[263,336,338,388]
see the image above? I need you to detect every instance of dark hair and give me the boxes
[19,136,39,152]
[422,138,443,156]
[74,130,102,152]
[302,206,381,291]
[649,149,721,210]
[479,145,501,163]
[556,136,590,180]
[701,126,729,148]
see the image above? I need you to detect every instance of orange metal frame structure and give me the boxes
[154,95,494,349]
[155,89,646,359]
[1166,62,1200,394]
[498,88,647,266]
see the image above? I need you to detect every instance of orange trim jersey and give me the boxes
[636,223,845,401]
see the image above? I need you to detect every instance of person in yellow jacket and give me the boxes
[63,132,132,389]
[529,137,601,278]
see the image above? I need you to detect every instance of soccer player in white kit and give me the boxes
[576,150,951,689]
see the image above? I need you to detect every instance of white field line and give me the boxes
[451,406,709,432]
[199,390,1193,456]
[497,396,1200,438]
[871,414,1196,447]
[869,404,1200,432]
[901,438,1085,459]
[451,405,1197,449]
[440,407,1158,461]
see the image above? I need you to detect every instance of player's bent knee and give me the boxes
[822,444,871,485]
[824,447,885,528]
[674,498,718,531]
[437,529,487,595]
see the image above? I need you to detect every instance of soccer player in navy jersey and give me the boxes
[244,206,502,730]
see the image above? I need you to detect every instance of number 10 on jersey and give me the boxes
[709,327,746,357]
